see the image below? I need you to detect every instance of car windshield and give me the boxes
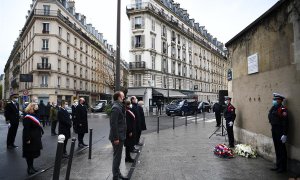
[96,103,103,107]
[170,100,184,106]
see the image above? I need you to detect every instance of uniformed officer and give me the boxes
[268,93,288,173]
[224,96,236,148]
[5,93,20,149]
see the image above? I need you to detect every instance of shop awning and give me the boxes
[127,88,146,97]
[153,89,187,98]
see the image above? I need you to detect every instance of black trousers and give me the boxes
[112,141,124,179]
[136,130,141,145]
[63,138,69,154]
[215,113,221,126]
[226,123,234,147]
[51,121,57,134]
[78,133,85,144]
[26,158,34,168]
[272,126,287,170]
[7,122,19,146]
[157,106,162,115]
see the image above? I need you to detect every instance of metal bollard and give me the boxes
[203,109,206,121]
[88,129,93,159]
[65,137,77,180]
[53,134,65,180]
[173,115,175,129]
[157,116,160,134]
[195,112,197,124]
[185,115,187,126]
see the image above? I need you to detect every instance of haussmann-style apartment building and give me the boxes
[126,0,229,110]
[4,0,128,106]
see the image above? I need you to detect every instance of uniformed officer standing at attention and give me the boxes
[268,93,288,173]
[224,96,236,148]
[5,93,21,149]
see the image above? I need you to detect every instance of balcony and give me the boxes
[40,84,48,87]
[37,63,51,70]
[129,61,146,69]
[42,47,49,51]
[42,30,49,34]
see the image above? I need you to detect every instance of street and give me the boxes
[0,111,215,179]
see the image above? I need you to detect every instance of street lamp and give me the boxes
[115,0,121,91]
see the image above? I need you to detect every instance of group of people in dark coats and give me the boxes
[109,92,147,180]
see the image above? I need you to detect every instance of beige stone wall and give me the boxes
[227,1,300,161]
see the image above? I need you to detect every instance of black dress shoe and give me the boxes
[277,169,287,173]
[131,149,139,153]
[125,157,134,163]
[62,153,69,158]
[7,145,13,149]
[12,144,18,148]
[78,144,84,148]
[270,167,279,171]
[27,167,36,175]
[32,167,38,172]
[82,142,89,146]
[137,142,144,146]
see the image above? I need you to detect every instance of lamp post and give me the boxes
[115,0,121,91]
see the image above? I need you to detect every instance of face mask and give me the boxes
[74,102,78,106]
[14,98,18,102]
[64,105,69,109]
[34,104,39,110]
[129,104,133,108]
[272,100,278,106]
[225,101,228,105]
[53,104,57,107]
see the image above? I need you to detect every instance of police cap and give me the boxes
[273,93,285,100]
[225,96,232,100]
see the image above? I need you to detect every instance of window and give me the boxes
[57,77,61,88]
[162,57,167,72]
[43,5,50,15]
[66,78,70,88]
[80,41,83,50]
[171,45,176,58]
[178,63,181,76]
[177,34,181,44]
[134,16,143,29]
[42,23,49,33]
[74,64,77,75]
[41,75,48,86]
[134,74,142,86]
[58,26,62,36]
[58,41,61,54]
[151,36,155,49]
[136,0,142,9]
[42,39,49,50]
[172,61,175,74]
[163,76,167,88]
[58,59,61,72]
[67,63,69,74]
[80,81,83,90]
[132,35,144,48]
[67,47,70,57]
[178,48,181,59]
[178,79,182,90]
[162,25,167,37]
[172,31,176,42]
[151,19,155,31]
[162,41,167,54]
[74,80,77,89]
[152,56,155,70]
[152,75,156,87]
[80,54,82,63]
[74,37,77,46]
[85,45,88,53]
[67,32,70,42]
[74,50,77,60]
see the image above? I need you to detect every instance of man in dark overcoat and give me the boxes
[58,102,72,157]
[5,93,20,149]
[74,98,88,147]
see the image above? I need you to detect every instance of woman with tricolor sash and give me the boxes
[22,103,44,175]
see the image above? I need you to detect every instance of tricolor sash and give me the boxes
[25,114,43,128]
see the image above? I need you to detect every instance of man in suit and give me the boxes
[58,102,72,158]
[212,102,222,127]
[74,98,88,148]
[5,94,20,149]
[71,99,78,133]
[109,91,128,180]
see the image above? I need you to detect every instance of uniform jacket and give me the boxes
[224,103,236,122]
[74,104,88,134]
[4,101,20,125]
[109,101,126,142]
[49,106,59,122]
[58,108,72,139]
[22,114,43,152]
[268,104,288,135]
[213,103,221,115]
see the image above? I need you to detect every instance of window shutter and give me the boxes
[131,36,135,48]
[141,16,145,28]
[131,18,135,29]
[141,35,145,48]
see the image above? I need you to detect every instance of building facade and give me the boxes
[4,0,127,106]
[126,0,228,110]
[226,0,300,173]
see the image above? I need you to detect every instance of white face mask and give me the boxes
[34,104,39,110]
[64,105,68,109]
[53,104,57,107]
[225,101,229,105]
[74,102,78,106]
[129,104,133,108]
[14,98,18,102]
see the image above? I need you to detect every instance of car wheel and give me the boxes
[181,111,185,116]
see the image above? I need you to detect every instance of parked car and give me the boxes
[166,99,198,116]
[91,101,107,113]
[197,101,212,113]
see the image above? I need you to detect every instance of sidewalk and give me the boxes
[32,116,291,180]
[131,122,290,180]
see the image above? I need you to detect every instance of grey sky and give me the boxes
[0,0,279,74]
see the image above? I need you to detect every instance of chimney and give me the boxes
[81,15,86,26]
[75,13,81,21]
[87,24,92,32]
[68,1,75,15]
